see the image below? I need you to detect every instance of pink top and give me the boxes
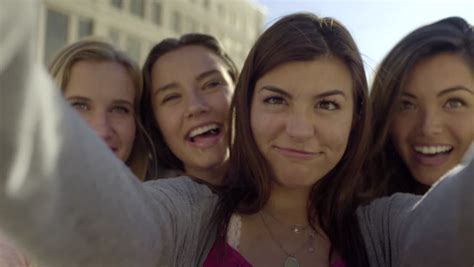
[203,239,346,267]
[0,233,31,267]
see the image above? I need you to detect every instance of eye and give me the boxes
[263,96,287,105]
[444,98,466,109]
[204,79,226,90]
[161,93,181,104]
[111,106,131,114]
[316,99,339,110]
[398,100,416,111]
[69,101,90,111]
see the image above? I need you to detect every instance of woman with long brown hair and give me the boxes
[369,17,474,195]
[1,3,473,267]
[141,33,238,183]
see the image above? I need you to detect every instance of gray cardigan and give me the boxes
[1,2,472,267]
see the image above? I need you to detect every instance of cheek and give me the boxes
[115,117,137,146]
[209,92,232,116]
[389,116,412,148]
[447,113,474,141]
[156,109,179,142]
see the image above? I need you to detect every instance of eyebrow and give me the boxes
[153,69,221,96]
[65,96,90,102]
[112,99,134,107]
[401,86,474,99]
[438,86,474,97]
[66,96,133,107]
[258,85,347,99]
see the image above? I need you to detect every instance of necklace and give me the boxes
[262,209,309,234]
[260,212,316,267]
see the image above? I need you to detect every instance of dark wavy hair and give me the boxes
[141,33,238,177]
[214,13,374,266]
[369,17,474,195]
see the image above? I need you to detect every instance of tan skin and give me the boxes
[151,45,234,184]
[390,52,474,185]
[237,57,354,266]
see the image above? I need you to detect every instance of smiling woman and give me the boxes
[142,34,238,184]
[250,58,354,188]
[369,16,474,195]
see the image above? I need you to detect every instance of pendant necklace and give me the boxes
[262,209,309,234]
[260,211,316,267]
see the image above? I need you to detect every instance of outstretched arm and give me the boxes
[0,2,174,266]
[359,150,474,267]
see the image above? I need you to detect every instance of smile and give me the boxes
[186,123,223,148]
[412,145,453,166]
[413,145,453,155]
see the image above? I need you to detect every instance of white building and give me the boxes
[37,0,266,67]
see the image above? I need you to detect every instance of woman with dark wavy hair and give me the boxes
[1,3,473,267]
[369,17,474,195]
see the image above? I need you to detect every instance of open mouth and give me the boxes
[187,123,222,143]
[413,145,453,156]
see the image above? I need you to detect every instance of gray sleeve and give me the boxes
[0,2,216,267]
[358,159,474,267]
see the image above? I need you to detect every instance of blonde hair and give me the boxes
[48,37,151,180]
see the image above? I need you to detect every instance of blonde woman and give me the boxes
[48,38,151,179]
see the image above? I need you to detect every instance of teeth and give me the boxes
[414,145,452,155]
[188,124,219,139]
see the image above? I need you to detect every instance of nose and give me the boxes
[418,108,443,136]
[285,111,314,142]
[88,111,114,142]
[185,90,210,118]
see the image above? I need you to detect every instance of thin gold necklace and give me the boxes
[262,209,310,234]
[260,211,316,267]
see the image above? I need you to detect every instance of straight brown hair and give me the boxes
[214,13,374,266]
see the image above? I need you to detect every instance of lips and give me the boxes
[186,123,223,148]
[274,146,319,160]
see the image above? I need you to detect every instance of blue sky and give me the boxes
[254,0,474,80]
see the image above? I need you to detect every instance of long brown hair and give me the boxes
[141,33,238,176]
[214,13,374,266]
[48,38,151,180]
[369,17,474,195]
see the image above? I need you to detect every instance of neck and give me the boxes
[264,183,312,226]
[185,161,228,185]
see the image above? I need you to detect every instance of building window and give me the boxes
[78,18,93,39]
[152,2,162,25]
[172,11,182,33]
[108,28,120,45]
[126,36,141,63]
[130,0,145,18]
[44,9,68,65]
[111,0,123,9]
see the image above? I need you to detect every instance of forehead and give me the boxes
[151,45,228,84]
[255,57,353,96]
[66,61,135,99]
[404,52,474,95]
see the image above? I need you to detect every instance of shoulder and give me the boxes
[143,176,218,211]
